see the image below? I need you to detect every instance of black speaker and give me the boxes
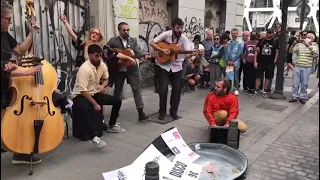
[72,106,104,141]
[208,126,240,149]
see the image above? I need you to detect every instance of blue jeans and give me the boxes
[292,67,312,100]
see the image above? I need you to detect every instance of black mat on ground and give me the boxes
[146,112,181,124]
[256,102,288,112]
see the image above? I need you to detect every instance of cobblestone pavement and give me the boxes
[246,100,319,180]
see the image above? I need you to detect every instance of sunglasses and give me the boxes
[302,34,307,36]
[266,31,273,34]
[1,16,12,23]
[91,31,100,35]
[214,38,220,40]
[122,29,130,32]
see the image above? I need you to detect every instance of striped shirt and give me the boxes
[293,42,319,67]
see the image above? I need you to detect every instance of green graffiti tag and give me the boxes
[119,0,138,19]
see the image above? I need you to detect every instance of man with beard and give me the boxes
[203,78,247,133]
[72,44,126,148]
[150,18,193,120]
[107,22,150,122]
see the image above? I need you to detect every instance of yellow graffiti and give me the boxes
[119,4,138,19]
[127,0,133,4]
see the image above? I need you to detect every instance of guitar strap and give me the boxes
[171,32,181,60]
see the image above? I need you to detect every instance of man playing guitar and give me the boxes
[107,22,150,121]
[150,18,194,120]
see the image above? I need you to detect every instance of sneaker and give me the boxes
[12,154,42,165]
[262,92,268,98]
[289,99,298,103]
[168,85,172,91]
[107,123,126,133]
[234,90,239,96]
[300,99,307,104]
[92,136,106,148]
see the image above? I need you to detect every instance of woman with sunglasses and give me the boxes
[59,15,134,68]
[208,35,225,89]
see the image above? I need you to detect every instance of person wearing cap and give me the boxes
[254,28,279,97]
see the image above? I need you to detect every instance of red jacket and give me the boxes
[203,92,239,126]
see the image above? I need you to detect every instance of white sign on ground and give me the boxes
[161,128,200,162]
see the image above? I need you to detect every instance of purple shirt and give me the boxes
[153,30,191,72]
[243,40,258,63]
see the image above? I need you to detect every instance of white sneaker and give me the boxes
[168,85,172,91]
[92,136,106,148]
[234,90,239,96]
[107,123,126,133]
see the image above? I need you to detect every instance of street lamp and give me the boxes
[270,0,292,100]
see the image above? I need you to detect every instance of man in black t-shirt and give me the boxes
[1,1,43,165]
[254,28,279,97]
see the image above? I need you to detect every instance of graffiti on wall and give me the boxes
[113,0,139,37]
[138,0,168,87]
[183,16,204,40]
[119,0,139,19]
[8,0,90,96]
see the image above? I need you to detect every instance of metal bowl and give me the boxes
[166,143,248,180]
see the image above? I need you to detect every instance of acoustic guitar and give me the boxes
[155,42,199,63]
[113,48,150,67]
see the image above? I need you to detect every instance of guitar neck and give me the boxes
[176,51,194,55]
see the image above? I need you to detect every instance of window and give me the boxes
[250,0,273,8]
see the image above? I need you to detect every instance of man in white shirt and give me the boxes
[150,18,193,120]
[72,44,126,148]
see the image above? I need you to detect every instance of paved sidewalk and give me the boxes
[1,74,319,180]
[246,94,319,180]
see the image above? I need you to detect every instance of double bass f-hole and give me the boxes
[13,95,55,117]
[14,95,32,116]
[44,96,55,116]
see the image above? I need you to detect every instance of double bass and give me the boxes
[1,0,64,174]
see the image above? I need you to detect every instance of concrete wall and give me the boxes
[178,0,205,40]
[225,0,245,35]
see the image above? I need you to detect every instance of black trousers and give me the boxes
[154,64,160,92]
[72,94,121,138]
[244,62,256,90]
[239,61,246,89]
[155,65,182,115]
[112,71,144,109]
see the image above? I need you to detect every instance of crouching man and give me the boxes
[203,78,247,133]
